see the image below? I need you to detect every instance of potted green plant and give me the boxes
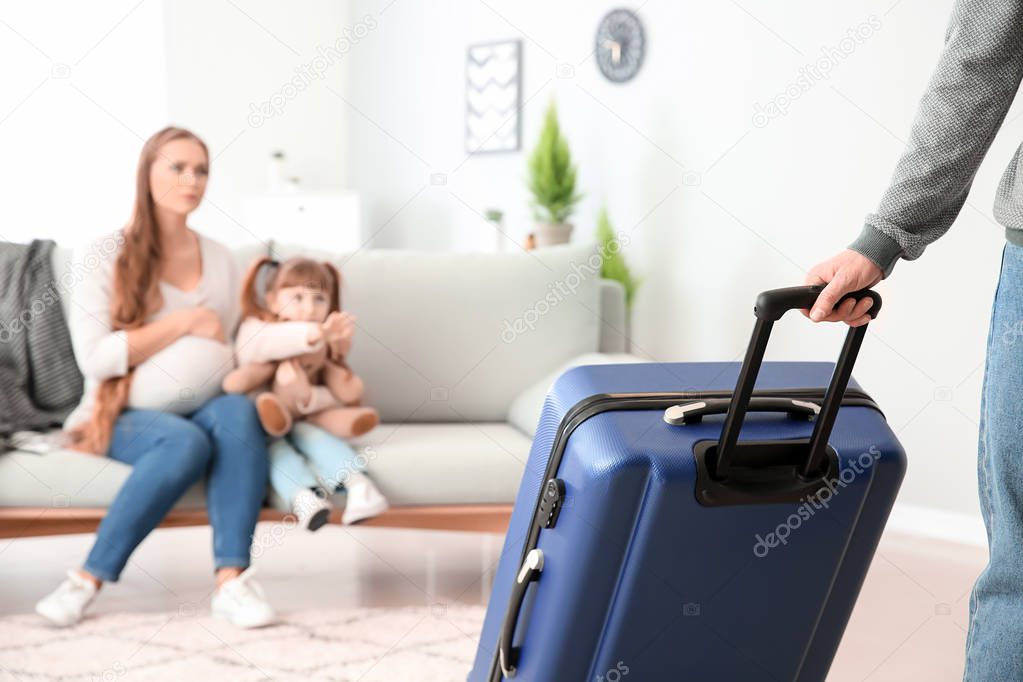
[596,207,640,309]
[528,101,581,246]
[485,208,505,252]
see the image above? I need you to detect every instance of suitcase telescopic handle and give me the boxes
[752,286,881,322]
[716,285,881,479]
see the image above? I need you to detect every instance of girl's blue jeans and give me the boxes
[267,421,366,504]
[965,242,1023,679]
[82,394,269,582]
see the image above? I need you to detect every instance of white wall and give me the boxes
[0,1,169,244]
[0,0,353,248]
[342,0,1002,517]
[163,0,352,245]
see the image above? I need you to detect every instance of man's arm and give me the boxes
[850,0,1023,277]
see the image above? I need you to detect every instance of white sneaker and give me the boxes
[35,569,98,627]
[293,488,332,531]
[211,567,275,628]
[341,472,389,525]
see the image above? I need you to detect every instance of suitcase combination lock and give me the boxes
[537,478,565,529]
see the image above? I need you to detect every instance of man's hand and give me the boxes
[803,250,883,327]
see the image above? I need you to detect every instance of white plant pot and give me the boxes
[534,221,573,247]
[490,221,504,252]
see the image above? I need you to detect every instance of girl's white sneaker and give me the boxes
[292,488,333,531]
[211,567,275,628]
[35,569,98,627]
[341,472,389,525]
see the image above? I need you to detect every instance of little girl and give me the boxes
[224,256,388,530]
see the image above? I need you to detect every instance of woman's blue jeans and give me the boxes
[82,394,269,582]
[965,242,1023,679]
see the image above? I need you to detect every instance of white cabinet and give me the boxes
[241,192,361,252]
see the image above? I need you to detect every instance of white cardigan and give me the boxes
[63,230,240,430]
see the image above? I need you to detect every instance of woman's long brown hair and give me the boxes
[70,127,209,454]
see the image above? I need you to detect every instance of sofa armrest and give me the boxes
[598,279,628,353]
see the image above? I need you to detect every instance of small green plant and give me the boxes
[528,101,581,223]
[596,207,640,307]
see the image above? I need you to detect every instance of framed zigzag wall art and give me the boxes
[465,39,522,154]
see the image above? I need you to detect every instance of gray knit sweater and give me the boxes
[849,0,1023,277]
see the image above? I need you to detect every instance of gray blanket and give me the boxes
[0,240,83,437]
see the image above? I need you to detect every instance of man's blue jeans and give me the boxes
[82,394,268,582]
[965,242,1023,679]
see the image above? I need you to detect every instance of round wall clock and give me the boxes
[595,8,645,83]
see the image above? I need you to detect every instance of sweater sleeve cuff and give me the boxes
[849,224,904,279]
[236,320,320,365]
[84,330,129,380]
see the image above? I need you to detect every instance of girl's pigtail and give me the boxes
[322,261,343,314]
[239,256,278,321]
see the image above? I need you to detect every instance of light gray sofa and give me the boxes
[0,241,637,534]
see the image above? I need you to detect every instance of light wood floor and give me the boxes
[0,524,986,681]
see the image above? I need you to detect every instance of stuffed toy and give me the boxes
[222,256,379,439]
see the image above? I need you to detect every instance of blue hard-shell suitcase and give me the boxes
[469,286,906,682]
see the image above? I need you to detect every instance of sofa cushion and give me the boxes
[0,446,206,509]
[0,421,530,509]
[346,422,530,505]
[271,244,602,422]
[507,353,645,436]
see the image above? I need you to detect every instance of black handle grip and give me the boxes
[754,285,881,322]
[498,549,544,678]
[664,397,819,425]
[717,286,882,479]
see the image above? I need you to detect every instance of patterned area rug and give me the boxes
[0,604,487,681]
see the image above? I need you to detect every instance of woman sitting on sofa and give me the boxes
[34,126,275,628]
